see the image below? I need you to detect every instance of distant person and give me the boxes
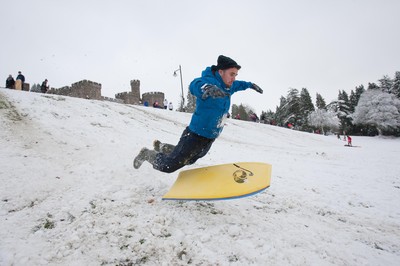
[133,55,263,173]
[153,101,160,108]
[41,79,49,93]
[164,99,168,109]
[250,113,258,122]
[15,71,25,90]
[347,135,352,146]
[168,102,173,111]
[6,75,15,89]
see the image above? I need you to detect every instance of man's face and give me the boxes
[219,68,238,88]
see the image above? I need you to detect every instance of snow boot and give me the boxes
[133,148,157,169]
[153,140,175,154]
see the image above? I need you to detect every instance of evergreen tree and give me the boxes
[177,98,185,112]
[274,96,287,126]
[367,82,379,90]
[30,83,41,93]
[348,85,367,135]
[378,75,393,93]
[285,88,301,127]
[231,104,239,118]
[392,71,400,98]
[316,93,326,109]
[349,90,356,113]
[260,110,276,125]
[337,90,352,132]
[185,89,196,113]
[352,90,400,135]
[349,85,365,113]
[231,103,254,121]
[354,85,365,107]
[298,88,315,130]
[237,104,249,121]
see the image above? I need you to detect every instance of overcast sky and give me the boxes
[1,0,399,114]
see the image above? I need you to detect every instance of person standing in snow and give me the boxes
[15,71,25,90]
[6,75,15,89]
[164,99,168,109]
[347,135,352,146]
[41,79,49,93]
[133,55,263,173]
[168,102,173,111]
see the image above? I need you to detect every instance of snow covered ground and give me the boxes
[1,88,399,266]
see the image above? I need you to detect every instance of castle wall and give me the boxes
[142,92,165,107]
[70,80,101,99]
[46,78,164,108]
[102,96,123,104]
[115,92,139,105]
[48,80,101,100]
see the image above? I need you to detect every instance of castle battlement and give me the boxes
[71,80,101,88]
[48,79,102,100]
[142,91,164,96]
[47,78,165,107]
[142,91,165,107]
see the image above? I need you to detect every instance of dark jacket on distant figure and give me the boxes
[6,76,15,89]
[41,80,49,93]
[16,74,25,83]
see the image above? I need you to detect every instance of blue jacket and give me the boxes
[189,67,252,139]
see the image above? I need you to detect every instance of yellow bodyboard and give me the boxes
[162,162,271,201]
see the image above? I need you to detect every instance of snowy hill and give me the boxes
[1,88,400,266]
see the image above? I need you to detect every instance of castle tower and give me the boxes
[131,80,140,100]
[115,79,141,104]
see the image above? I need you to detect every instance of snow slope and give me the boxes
[1,89,399,266]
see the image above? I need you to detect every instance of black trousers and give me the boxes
[153,127,215,173]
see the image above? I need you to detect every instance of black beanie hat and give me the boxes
[213,55,241,71]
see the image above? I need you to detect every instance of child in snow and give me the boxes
[133,55,263,173]
[347,135,352,146]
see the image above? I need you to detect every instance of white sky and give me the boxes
[1,0,399,114]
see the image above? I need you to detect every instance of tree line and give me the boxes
[260,71,400,136]
[182,71,400,136]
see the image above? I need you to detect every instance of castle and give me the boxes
[48,79,165,107]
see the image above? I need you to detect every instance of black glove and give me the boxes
[201,84,229,99]
[251,83,263,94]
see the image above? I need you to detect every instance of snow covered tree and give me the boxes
[352,90,400,135]
[368,82,379,90]
[274,96,288,126]
[316,93,326,109]
[185,90,196,113]
[177,98,185,112]
[378,75,393,93]
[392,71,400,99]
[299,88,314,113]
[282,88,301,127]
[260,110,276,124]
[349,85,365,112]
[308,109,340,135]
[30,83,41,93]
[298,88,315,130]
[337,90,352,132]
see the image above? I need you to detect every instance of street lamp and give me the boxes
[173,65,185,110]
